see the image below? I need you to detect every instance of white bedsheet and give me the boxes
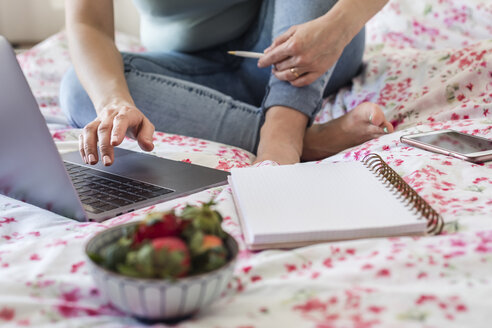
[1,1,491,327]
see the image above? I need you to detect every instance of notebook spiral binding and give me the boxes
[363,153,444,235]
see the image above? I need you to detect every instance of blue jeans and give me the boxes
[60,0,365,154]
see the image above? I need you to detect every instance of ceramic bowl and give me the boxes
[85,222,239,321]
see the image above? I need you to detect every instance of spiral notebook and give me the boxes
[229,154,443,250]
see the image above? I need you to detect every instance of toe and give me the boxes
[379,120,394,134]
[367,124,386,139]
[364,102,386,127]
[360,102,394,134]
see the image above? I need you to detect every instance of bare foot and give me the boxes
[301,102,394,161]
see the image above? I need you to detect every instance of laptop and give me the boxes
[0,36,230,222]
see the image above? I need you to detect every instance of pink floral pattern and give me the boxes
[1,0,491,326]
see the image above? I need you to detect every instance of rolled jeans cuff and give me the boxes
[261,72,331,126]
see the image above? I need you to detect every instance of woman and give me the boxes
[60,0,393,166]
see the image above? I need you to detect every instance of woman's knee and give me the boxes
[59,67,97,128]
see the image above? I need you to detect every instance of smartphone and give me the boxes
[400,129,492,163]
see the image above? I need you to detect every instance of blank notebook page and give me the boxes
[230,161,427,246]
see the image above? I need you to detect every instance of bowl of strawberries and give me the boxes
[85,201,238,322]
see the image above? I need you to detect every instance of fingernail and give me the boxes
[103,155,111,166]
[111,135,118,144]
[383,127,389,133]
[88,154,96,164]
[369,113,373,123]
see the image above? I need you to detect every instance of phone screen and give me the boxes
[411,131,492,154]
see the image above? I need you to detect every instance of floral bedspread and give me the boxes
[1,0,491,327]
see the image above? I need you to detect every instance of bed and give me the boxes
[1,0,491,326]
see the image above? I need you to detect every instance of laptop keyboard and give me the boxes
[64,161,174,214]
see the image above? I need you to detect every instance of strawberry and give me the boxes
[133,211,181,244]
[202,235,224,251]
[189,233,228,274]
[152,236,188,253]
[151,237,191,277]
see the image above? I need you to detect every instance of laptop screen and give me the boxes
[0,36,86,221]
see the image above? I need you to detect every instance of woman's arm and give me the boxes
[66,0,154,166]
[258,0,388,87]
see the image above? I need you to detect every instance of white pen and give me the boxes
[227,51,264,59]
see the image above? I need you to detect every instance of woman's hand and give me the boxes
[79,99,155,166]
[258,0,389,87]
[257,14,350,87]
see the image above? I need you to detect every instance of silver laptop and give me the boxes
[0,36,229,222]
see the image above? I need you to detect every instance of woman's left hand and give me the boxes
[258,15,350,87]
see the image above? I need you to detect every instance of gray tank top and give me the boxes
[133,0,262,52]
